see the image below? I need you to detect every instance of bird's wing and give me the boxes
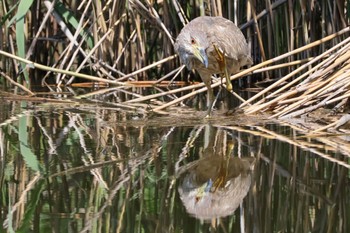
[207,17,250,61]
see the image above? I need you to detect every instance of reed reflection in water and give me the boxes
[0,105,349,232]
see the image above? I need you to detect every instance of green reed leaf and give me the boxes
[2,2,19,27]
[54,1,94,48]
[15,0,34,87]
[19,115,41,172]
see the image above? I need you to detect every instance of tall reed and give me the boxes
[0,0,349,90]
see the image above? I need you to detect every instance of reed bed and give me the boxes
[2,2,350,231]
[242,27,350,119]
[1,0,350,127]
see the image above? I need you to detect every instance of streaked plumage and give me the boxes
[175,16,252,117]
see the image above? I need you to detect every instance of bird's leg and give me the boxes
[222,57,233,92]
[213,44,232,91]
[200,73,214,117]
[205,80,214,118]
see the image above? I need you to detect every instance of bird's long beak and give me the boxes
[193,47,208,68]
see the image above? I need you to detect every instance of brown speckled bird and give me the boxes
[175,16,252,117]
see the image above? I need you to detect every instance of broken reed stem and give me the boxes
[248,38,350,112]
[117,55,178,81]
[152,84,211,112]
[57,1,95,85]
[244,33,350,114]
[151,69,252,112]
[278,70,350,119]
[251,58,314,73]
[273,71,350,119]
[0,70,34,95]
[270,51,350,118]
[66,13,127,85]
[125,80,207,104]
[156,65,184,84]
[312,121,339,133]
[240,26,350,108]
[123,58,311,105]
[75,87,141,99]
[26,0,56,60]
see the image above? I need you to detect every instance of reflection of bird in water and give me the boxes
[178,156,254,220]
[175,16,252,117]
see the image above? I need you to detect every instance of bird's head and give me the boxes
[175,32,209,69]
[188,35,209,68]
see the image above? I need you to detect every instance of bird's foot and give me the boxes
[204,109,213,118]
[224,67,233,91]
[213,44,233,92]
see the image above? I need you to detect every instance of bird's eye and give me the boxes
[190,38,196,44]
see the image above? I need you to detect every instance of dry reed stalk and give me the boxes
[116,55,177,81]
[277,77,350,119]
[41,45,74,85]
[38,1,96,85]
[75,87,141,99]
[0,70,34,95]
[124,57,311,107]
[26,0,56,60]
[218,125,277,140]
[65,14,127,85]
[170,0,188,26]
[3,172,42,228]
[315,135,350,158]
[0,50,127,86]
[312,114,350,133]
[221,123,350,168]
[123,81,204,104]
[266,0,275,66]
[243,29,350,114]
[2,0,350,122]
[155,66,184,84]
[113,29,137,72]
[9,35,19,74]
[152,85,179,102]
[255,126,350,168]
[287,0,294,53]
[150,67,257,112]
[241,26,350,109]
[281,119,350,158]
[323,90,350,106]
[249,0,267,62]
[140,44,325,111]
[252,58,314,73]
[251,54,338,109]
[240,0,287,30]
[56,1,94,84]
[42,1,89,57]
[270,53,350,118]
[135,40,337,113]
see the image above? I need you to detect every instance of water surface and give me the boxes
[0,99,349,233]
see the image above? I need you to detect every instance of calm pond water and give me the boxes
[0,98,349,233]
